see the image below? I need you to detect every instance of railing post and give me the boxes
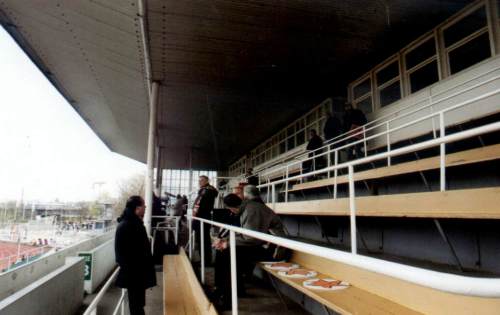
[188,216,193,260]
[363,126,367,157]
[430,95,437,139]
[271,184,276,209]
[121,289,127,315]
[285,166,289,203]
[200,221,205,284]
[327,145,331,178]
[266,179,270,203]
[348,165,357,255]
[333,150,338,199]
[386,122,391,166]
[229,230,238,315]
[439,112,446,191]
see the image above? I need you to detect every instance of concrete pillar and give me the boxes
[144,82,159,236]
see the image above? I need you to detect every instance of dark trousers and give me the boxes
[214,245,270,305]
[346,140,364,161]
[128,287,146,315]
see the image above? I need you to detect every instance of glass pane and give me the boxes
[409,60,439,93]
[376,61,399,85]
[279,141,286,154]
[353,77,371,99]
[296,130,305,146]
[405,37,436,69]
[449,32,491,74]
[287,136,295,151]
[444,6,487,47]
[286,125,295,136]
[379,81,401,107]
[355,97,373,115]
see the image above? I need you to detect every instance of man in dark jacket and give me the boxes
[193,175,218,264]
[115,196,156,315]
[323,112,342,142]
[343,104,368,160]
[303,129,324,176]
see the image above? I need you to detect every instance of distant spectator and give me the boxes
[245,168,259,186]
[115,196,156,315]
[302,129,324,175]
[323,111,342,142]
[172,194,185,217]
[343,104,368,160]
[193,175,218,264]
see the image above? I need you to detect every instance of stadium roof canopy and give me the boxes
[0,0,470,170]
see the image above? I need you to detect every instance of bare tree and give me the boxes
[113,173,145,218]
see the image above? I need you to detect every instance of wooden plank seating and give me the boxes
[260,251,500,315]
[163,249,217,315]
[260,257,421,315]
[270,187,500,218]
[289,143,500,192]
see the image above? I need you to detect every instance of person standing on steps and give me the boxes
[115,196,157,315]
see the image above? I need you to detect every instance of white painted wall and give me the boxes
[80,238,116,294]
[0,256,85,315]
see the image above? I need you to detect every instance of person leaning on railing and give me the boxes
[211,193,244,310]
[213,186,288,300]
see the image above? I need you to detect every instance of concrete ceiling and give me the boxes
[0,0,471,170]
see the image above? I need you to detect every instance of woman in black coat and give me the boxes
[115,196,157,315]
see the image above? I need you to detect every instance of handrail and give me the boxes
[83,267,126,315]
[258,83,500,182]
[191,216,500,298]
[257,121,500,188]
[257,69,500,178]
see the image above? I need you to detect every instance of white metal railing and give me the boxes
[258,85,500,203]
[83,267,127,315]
[257,66,500,180]
[257,120,500,253]
[190,216,500,315]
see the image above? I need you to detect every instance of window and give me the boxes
[376,60,401,107]
[376,61,399,85]
[379,80,401,107]
[448,32,491,74]
[409,60,439,93]
[405,37,436,69]
[444,5,491,75]
[355,96,373,115]
[353,77,371,99]
[404,35,439,94]
[351,76,373,114]
[443,6,487,47]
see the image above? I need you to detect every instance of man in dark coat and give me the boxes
[193,175,218,264]
[343,104,368,160]
[303,129,324,175]
[323,112,342,142]
[115,196,156,315]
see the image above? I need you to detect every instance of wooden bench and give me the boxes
[261,251,500,315]
[163,249,217,315]
[270,187,500,218]
[289,143,500,192]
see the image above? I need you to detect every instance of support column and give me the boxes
[155,147,162,191]
[144,81,159,236]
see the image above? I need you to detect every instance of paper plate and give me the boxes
[303,278,350,291]
[262,261,300,271]
[278,268,317,278]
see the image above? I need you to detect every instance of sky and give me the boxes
[0,26,146,203]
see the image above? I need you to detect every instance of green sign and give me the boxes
[79,253,92,281]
